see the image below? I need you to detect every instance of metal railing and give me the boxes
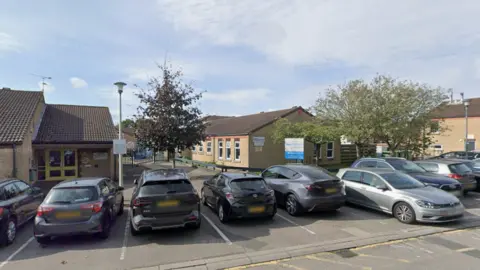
[174,157,265,173]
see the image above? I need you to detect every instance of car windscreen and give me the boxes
[448,163,472,175]
[44,187,98,204]
[379,172,425,189]
[140,179,193,195]
[387,159,426,173]
[290,166,337,179]
[229,178,268,191]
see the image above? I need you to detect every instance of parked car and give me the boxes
[261,165,346,216]
[351,157,463,197]
[34,177,124,244]
[414,159,477,194]
[0,179,44,246]
[337,168,464,224]
[202,172,276,222]
[429,151,480,160]
[130,169,200,235]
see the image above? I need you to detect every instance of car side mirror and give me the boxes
[117,186,125,191]
[133,179,138,185]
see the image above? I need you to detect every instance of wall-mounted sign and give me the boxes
[93,152,108,160]
[253,136,265,147]
[113,139,127,155]
[285,138,304,160]
[81,152,90,166]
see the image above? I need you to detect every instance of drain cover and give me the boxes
[332,249,358,258]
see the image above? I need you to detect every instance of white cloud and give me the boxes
[70,77,88,88]
[0,32,23,53]
[203,88,272,105]
[37,81,55,93]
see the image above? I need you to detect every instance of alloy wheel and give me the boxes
[218,205,224,221]
[7,220,16,243]
[201,190,207,205]
[286,195,297,215]
[396,205,413,222]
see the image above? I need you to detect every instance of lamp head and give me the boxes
[114,82,127,94]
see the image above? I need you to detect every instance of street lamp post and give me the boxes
[114,81,127,187]
[464,99,470,159]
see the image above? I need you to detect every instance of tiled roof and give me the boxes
[432,98,480,118]
[0,88,44,144]
[203,115,233,122]
[34,104,117,143]
[205,106,311,136]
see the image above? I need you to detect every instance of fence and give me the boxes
[340,144,376,164]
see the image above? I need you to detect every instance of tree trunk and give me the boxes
[153,150,156,163]
[315,143,320,166]
[171,151,176,168]
[355,143,361,158]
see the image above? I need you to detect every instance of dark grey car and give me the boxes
[34,177,124,244]
[129,169,201,236]
[261,165,346,216]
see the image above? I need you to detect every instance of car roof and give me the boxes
[356,157,406,161]
[438,158,473,163]
[143,168,188,182]
[221,172,262,180]
[416,159,464,165]
[341,168,395,174]
[0,178,19,187]
[55,177,106,188]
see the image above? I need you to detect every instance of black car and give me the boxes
[351,157,463,197]
[201,173,276,223]
[130,169,201,236]
[0,179,44,246]
[34,177,124,244]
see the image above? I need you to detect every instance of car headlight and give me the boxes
[425,183,440,188]
[416,200,438,209]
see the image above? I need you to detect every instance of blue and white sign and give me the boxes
[285,138,304,160]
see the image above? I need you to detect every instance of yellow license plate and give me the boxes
[157,200,179,207]
[248,206,265,213]
[325,188,337,194]
[55,211,81,219]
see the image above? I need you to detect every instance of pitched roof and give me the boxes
[205,106,311,136]
[203,115,233,122]
[432,98,480,118]
[0,88,44,144]
[34,104,117,143]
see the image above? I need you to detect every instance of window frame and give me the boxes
[192,145,196,152]
[341,170,362,183]
[206,141,212,155]
[13,180,32,195]
[226,139,232,160]
[234,140,241,161]
[3,183,20,200]
[326,142,334,159]
[98,181,110,196]
[218,139,224,160]
[416,162,439,173]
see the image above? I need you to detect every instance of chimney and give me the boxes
[1,87,11,90]
[460,92,464,103]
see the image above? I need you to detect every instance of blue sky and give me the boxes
[1,0,480,123]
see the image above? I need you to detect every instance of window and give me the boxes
[218,140,224,159]
[106,178,118,191]
[262,168,277,178]
[230,178,267,190]
[99,181,110,196]
[44,187,98,204]
[141,180,194,194]
[206,141,212,154]
[341,171,362,183]
[192,145,196,152]
[326,142,334,158]
[448,163,472,175]
[234,140,240,161]
[14,181,32,195]
[356,160,377,168]
[278,167,301,179]
[226,140,232,160]
[198,142,204,153]
[386,159,426,173]
[216,176,226,187]
[376,162,392,169]
[379,172,424,189]
[416,162,439,173]
[362,173,384,187]
[293,166,336,180]
[3,183,19,200]
[430,144,443,151]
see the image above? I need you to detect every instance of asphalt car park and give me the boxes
[2,182,480,270]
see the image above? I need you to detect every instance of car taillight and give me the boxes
[81,201,103,213]
[225,193,234,199]
[304,185,314,191]
[0,207,4,216]
[36,206,54,217]
[448,173,463,180]
[133,198,152,207]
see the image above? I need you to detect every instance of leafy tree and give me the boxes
[313,80,376,158]
[121,119,136,129]
[271,118,341,165]
[135,63,207,168]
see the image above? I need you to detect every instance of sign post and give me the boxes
[113,139,127,186]
[285,138,304,162]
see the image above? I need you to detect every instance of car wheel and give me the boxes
[0,217,17,246]
[218,204,228,223]
[130,219,140,236]
[201,189,207,206]
[36,236,50,245]
[97,213,112,239]
[394,202,416,224]
[117,197,124,216]
[286,194,302,216]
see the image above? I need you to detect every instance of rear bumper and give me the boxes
[416,205,465,223]
[298,193,346,212]
[462,182,477,192]
[34,215,103,237]
[228,203,276,218]
[130,210,200,231]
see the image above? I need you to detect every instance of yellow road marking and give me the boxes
[358,253,410,263]
[305,254,370,268]
[456,247,476,252]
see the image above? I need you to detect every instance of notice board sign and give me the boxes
[285,138,304,160]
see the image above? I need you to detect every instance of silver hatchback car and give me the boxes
[337,168,464,224]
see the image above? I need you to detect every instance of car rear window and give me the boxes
[448,163,472,175]
[291,166,337,179]
[44,187,98,204]
[229,178,268,191]
[140,179,194,195]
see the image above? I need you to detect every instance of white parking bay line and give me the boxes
[0,236,34,269]
[120,211,131,260]
[201,213,232,245]
[275,214,316,235]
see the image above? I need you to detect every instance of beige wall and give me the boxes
[0,146,14,178]
[429,117,480,154]
[192,136,250,167]
[315,140,342,166]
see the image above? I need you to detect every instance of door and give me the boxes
[106,179,122,213]
[99,180,116,215]
[45,149,78,180]
[212,175,227,209]
[262,167,293,204]
[3,183,29,224]
[13,181,39,219]
[339,170,364,204]
[203,174,219,206]
[360,172,392,212]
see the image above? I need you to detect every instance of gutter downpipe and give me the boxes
[12,144,17,177]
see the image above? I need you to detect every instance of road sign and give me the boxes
[285,138,304,160]
[113,139,127,155]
